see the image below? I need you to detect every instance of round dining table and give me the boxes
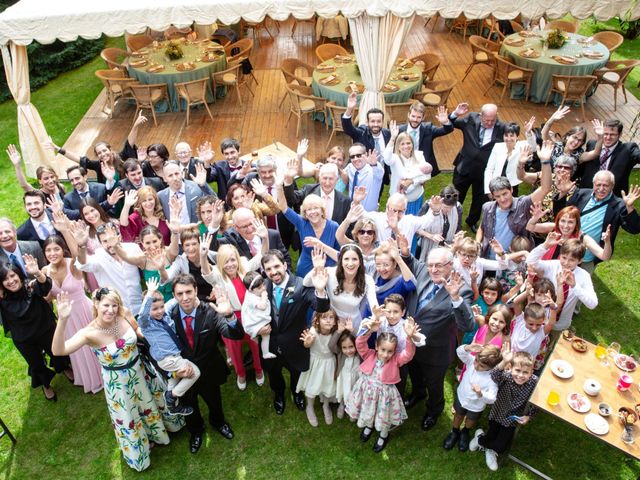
[500,31,610,103]
[127,39,227,112]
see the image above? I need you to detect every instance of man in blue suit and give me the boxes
[158,161,214,224]
[62,166,119,220]
[16,190,59,246]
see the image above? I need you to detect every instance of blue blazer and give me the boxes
[62,182,112,220]
[157,180,214,224]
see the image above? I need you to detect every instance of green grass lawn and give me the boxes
[0,33,639,480]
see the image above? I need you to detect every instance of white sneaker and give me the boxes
[255,373,265,387]
[485,449,499,471]
[236,376,247,391]
[323,402,333,425]
[469,428,484,452]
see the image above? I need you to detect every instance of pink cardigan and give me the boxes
[356,334,416,385]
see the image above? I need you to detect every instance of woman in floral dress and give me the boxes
[52,288,184,471]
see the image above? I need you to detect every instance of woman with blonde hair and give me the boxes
[119,185,171,245]
[201,229,269,390]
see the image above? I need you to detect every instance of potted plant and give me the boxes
[546,29,567,49]
[164,42,184,61]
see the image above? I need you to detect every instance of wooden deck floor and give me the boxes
[60,17,640,173]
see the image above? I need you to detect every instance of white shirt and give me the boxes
[320,189,335,220]
[526,244,598,330]
[480,127,494,146]
[382,147,431,202]
[368,211,434,246]
[456,345,498,412]
[511,313,546,358]
[170,185,190,225]
[30,217,55,240]
[483,141,528,194]
[75,242,144,313]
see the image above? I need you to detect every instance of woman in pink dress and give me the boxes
[42,236,103,393]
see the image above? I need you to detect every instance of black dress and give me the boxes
[0,277,70,388]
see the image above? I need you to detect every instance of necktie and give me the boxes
[323,194,331,219]
[183,167,189,179]
[274,286,284,310]
[9,253,26,276]
[350,170,360,198]
[417,284,440,311]
[374,136,383,157]
[599,147,610,170]
[266,186,277,229]
[183,315,195,349]
[409,129,418,147]
[248,240,258,256]
[79,191,89,199]
[441,215,450,244]
[174,191,183,200]
[38,223,51,240]
[478,127,486,145]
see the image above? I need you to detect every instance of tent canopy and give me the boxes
[1,0,638,46]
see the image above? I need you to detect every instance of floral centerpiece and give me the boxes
[546,29,567,49]
[164,42,184,60]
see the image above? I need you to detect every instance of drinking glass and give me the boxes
[547,390,560,406]
[595,343,608,366]
[607,342,621,364]
[622,426,635,445]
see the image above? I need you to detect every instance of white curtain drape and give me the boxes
[348,13,414,125]
[1,43,54,177]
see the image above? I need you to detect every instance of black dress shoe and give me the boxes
[293,393,306,411]
[42,386,57,402]
[403,393,426,409]
[273,395,285,415]
[421,414,439,431]
[373,435,389,453]
[443,430,460,450]
[458,429,470,452]
[190,433,203,454]
[217,423,234,440]
[360,427,373,443]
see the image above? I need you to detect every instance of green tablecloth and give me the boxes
[127,39,227,112]
[500,32,609,103]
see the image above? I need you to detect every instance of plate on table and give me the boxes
[505,37,526,46]
[585,413,610,435]
[199,52,222,62]
[345,82,365,94]
[582,50,604,59]
[205,45,225,52]
[129,59,148,68]
[146,64,166,73]
[382,82,400,92]
[519,31,541,38]
[333,55,353,64]
[615,354,637,372]
[567,392,591,413]
[550,359,574,379]
[552,55,578,65]
[577,37,595,45]
[393,73,421,82]
[519,48,540,58]
[319,75,340,86]
[175,62,197,71]
[316,64,336,73]
[130,50,146,57]
[572,338,588,353]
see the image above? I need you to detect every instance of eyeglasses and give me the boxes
[459,253,477,260]
[358,229,375,236]
[349,152,365,159]
[443,193,459,200]
[427,261,451,270]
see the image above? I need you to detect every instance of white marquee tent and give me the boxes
[1,0,638,175]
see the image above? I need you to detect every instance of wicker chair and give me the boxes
[461,35,500,82]
[510,21,524,33]
[126,34,153,52]
[94,69,138,118]
[129,83,170,126]
[242,19,274,45]
[545,75,597,122]
[325,102,357,149]
[212,59,254,107]
[593,60,640,110]
[547,20,577,33]
[280,58,314,107]
[413,78,457,108]
[411,53,441,82]
[100,48,130,70]
[449,14,478,41]
[285,83,328,138]
[483,55,534,102]
[482,17,505,41]
[291,16,317,37]
[592,31,624,54]
[225,38,258,86]
[385,102,413,127]
[315,43,349,62]
[174,78,214,124]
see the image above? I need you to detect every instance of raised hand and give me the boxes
[6,144,21,166]
[250,178,268,197]
[296,138,309,159]
[601,224,611,242]
[55,292,74,320]
[562,269,576,287]
[352,186,368,204]
[107,187,124,206]
[524,116,536,135]
[145,247,167,271]
[555,175,576,197]
[100,161,116,182]
[123,189,138,208]
[529,202,548,221]
[51,210,70,232]
[299,328,315,347]
[489,238,504,256]
[467,343,484,353]
[346,91,358,110]
[444,270,464,300]
[396,232,410,256]
[537,140,554,163]
[591,119,604,137]
[22,253,40,276]
[311,246,326,269]
[285,157,299,181]
[622,185,640,211]
[169,194,183,219]
[364,149,378,166]
[518,143,532,165]
[199,232,213,256]
[346,202,365,223]
[69,220,90,246]
[253,217,268,239]
[389,120,399,138]
[470,266,479,285]
[190,162,208,186]
[551,105,570,122]
[453,102,469,117]
[133,110,148,128]
[310,266,328,292]
[435,105,449,124]
[371,304,387,321]
[210,286,233,316]
[146,276,160,293]
[238,158,253,178]
[403,316,421,338]
[544,231,562,248]
[137,146,147,161]
[45,197,63,215]
[197,141,214,165]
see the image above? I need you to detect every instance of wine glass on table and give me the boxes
[607,342,621,367]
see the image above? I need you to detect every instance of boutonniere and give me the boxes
[285,286,295,296]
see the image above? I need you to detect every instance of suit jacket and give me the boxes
[62,183,113,220]
[341,115,392,152]
[283,183,351,225]
[158,180,214,223]
[214,228,292,270]
[16,212,60,247]
[580,140,640,196]
[266,275,330,371]
[170,302,244,387]
[403,253,475,365]
[118,176,165,193]
[0,240,46,269]
[399,121,454,176]
[208,160,240,201]
[554,188,640,263]
[450,112,505,178]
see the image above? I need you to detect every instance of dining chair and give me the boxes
[280,58,314,107]
[100,48,130,70]
[412,78,457,109]
[211,59,254,107]
[126,34,153,52]
[285,83,328,138]
[291,16,317,37]
[547,20,577,33]
[385,102,413,127]
[510,21,524,33]
[592,31,624,55]
[483,55,534,102]
[461,35,500,82]
[225,38,259,86]
[242,18,274,46]
[211,35,231,47]
[129,83,170,126]
[325,102,357,149]
[423,13,441,32]
[593,60,640,111]
[482,16,505,42]
[94,69,139,118]
[449,14,478,41]
[315,43,349,62]
[174,78,215,124]
[411,53,441,82]
[545,74,597,122]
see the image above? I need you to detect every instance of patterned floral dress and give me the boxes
[92,327,183,471]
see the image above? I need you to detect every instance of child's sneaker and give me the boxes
[169,403,194,416]
[469,428,484,452]
[485,449,499,471]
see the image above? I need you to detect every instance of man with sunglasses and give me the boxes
[345,144,384,212]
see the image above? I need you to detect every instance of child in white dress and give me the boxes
[330,328,361,419]
[297,310,340,426]
[241,272,276,360]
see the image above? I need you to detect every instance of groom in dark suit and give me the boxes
[257,250,330,415]
[401,247,474,433]
[170,273,245,454]
[449,103,505,232]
